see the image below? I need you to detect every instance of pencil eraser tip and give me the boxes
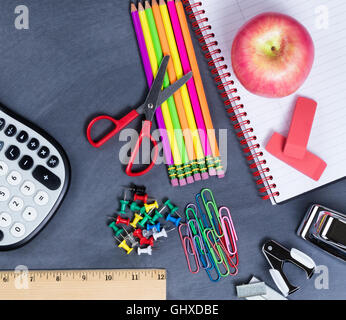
[208,168,217,176]
[201,172,209,180]
[186,176,194,184]
[179,178,187,186]
[217,171,225,178]
[193,173,201,181]
[171,179,179,187]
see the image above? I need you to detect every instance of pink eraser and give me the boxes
[179,178,187,186]
[284,97,317,159]
[208,167,217,176]
[217,171,225,179]
[186,176,194,184]
[266,132,326,181]
[201,172,209,180]
[193,173,201,181]
[171,178,179,187]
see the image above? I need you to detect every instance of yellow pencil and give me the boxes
[138,2,186,182]
[159,0,209,178]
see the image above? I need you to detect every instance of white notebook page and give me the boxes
[190,0,346,203]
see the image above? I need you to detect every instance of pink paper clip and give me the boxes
[178,223,200,274]
[219,206,238,256]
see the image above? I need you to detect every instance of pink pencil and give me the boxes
[167,0,216,176]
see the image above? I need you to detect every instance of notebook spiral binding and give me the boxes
[183,0,279,200]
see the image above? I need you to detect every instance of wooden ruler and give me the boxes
[0,269,166,300]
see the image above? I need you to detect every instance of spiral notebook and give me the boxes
[184,0,346,204]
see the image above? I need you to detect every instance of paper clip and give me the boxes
[178,223,199,274]
[218,206,238,256]
[201,189,223,238]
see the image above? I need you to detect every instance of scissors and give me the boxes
[86,56,192,176]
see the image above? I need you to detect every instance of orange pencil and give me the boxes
[151,0,201,180]
[175,0,224,177]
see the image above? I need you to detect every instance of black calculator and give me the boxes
[0,104,70,250]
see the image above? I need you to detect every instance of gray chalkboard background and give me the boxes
[0,0,344,300]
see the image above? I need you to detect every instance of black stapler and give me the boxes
[262,240,316,296]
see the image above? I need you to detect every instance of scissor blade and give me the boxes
[157,71,193,107]
[144,55,170,110]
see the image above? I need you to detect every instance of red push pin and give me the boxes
[116,216,130,226]
[133,228,154,247]
[134,193,148,203]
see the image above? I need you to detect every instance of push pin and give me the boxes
[144,201,159,213]
[134,193,148,203]
[164,199,179,214]
[130,213,143,228]
[151,209,163,223]
[142,229,153,238]
[116,238,133,255]
[137,212,152,228]
[133,228,154,247]
[129,202,142,213]
[126,184,146,196]
[147,222,161,232]
[137,246,152,256]
[109,221,120,233]
[153,228,168,241]
[116,216,130,226]
[123,229,139,248]
[166,214,181,227]
[118,190,129,216]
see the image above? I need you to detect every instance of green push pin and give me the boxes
[118,190,129,215]
[130,202,141,213]
[164,199,178,214]
[109,221,120,233]
[151,209,163,223]
[138,212,152,228]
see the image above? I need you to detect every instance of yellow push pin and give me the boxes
[144,201,159,213]
[116,236,133,255]
[130,213,143,228]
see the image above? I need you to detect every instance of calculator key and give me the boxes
[27,138,39,151]
[38,146,50,159]
[17,130,29,143]
[0,118,5,130]
[9,197,24,212]
[32,165,61,190]
[7,171,22,186]
[5,124,17,137]
[5,145,20,160]
[22,207,37,222]
[0,161,8,176]
[47,155,59,168]
[10,223,25,238]
[0,187,10,202]
[0,141,4,151]
[34,191,49,206]
[0,212,12,227]
[19,155,34,170]
[20,181,36,196]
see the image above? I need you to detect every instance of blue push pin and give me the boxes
[147,222,161,232]
[166,214,181,227]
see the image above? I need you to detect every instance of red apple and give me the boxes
[231,12,314,98]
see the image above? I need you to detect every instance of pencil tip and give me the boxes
[130,2,137,12]
[145,0,151,9]
[138,1,144,10]
[159,0,166,5]
[152,0,158,5]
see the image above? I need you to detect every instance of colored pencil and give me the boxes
[159,0,209,179]
[144,1,194,184]
[138,2,187,185]
[131,3,179,186]
[175,0,224,177]
[151,0,201,181]
[167,0,216,176]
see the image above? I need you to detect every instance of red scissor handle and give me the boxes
[86,110,140,148]
[126,120,159,177]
